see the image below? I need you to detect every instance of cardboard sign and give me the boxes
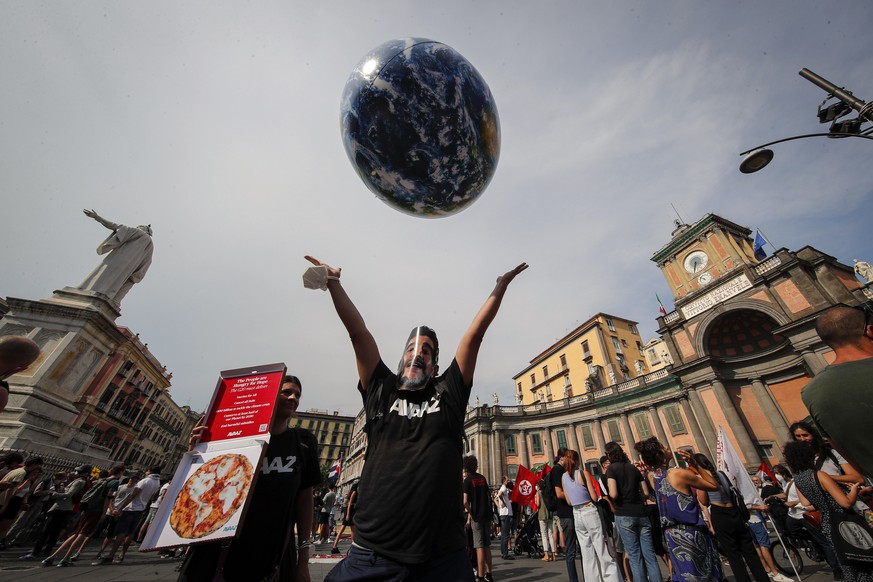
[140,362,286,551]
[200,364,286,443]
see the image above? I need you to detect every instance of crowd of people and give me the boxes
[0,454,170,567]
[462,425,868,582]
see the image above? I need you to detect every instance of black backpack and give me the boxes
[718,471,751,522]
[540,469,559,512]
[80,477,113,512]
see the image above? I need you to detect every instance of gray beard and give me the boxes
[398,371,432,391]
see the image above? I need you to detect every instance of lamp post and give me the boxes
[739,68,873,173]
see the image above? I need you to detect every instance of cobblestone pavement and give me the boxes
[0,538,838,581]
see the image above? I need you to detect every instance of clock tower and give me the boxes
[649,213,868,469]
[652,214,760,301]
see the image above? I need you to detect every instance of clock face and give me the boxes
[683,250,709,274]
[698,272,713,285]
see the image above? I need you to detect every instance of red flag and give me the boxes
[757,462,777,486]
[539,464,551,480]
[510,464,541,508]
[585,470,602,500]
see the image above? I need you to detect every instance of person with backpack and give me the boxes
[20,465,91,562]
[535,479,557,562]
[694,453,769,582]
[42,464,125,567]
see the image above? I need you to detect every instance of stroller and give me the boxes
[513,513,544,558]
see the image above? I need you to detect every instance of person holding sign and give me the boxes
[178,375,321,582]
[304,255,527,582]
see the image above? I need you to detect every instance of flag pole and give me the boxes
[757,228,775,251]
[766,512,801,581]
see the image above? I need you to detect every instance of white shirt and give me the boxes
[498,484,512,517]
[125,474,161,512]
[819,450,847,477]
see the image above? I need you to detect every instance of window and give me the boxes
[621,339,628,347]
[531,433,543,454]
[542,365,549,378]
[586,460,601,477]
[563,375,571,387]
[559,354,567,369]
[612,336,623,354]
[581,340,591,358]
[629,324,638,334]
[505,434,517,455]
[755,442,775,459]
[580,424,595,449]
[663,405,687,435]
[633,413,653,439]
[636,341,643,352]
[544,384,551,398]
[517,382,522,394]
[606,418,622,443]
[530,373,536,387]
[606,318,616,331]
[556,429,568,449]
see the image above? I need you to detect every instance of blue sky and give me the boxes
[2,2,871,415]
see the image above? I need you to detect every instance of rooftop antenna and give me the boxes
[670,203,686,225]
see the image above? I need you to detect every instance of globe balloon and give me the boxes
[340,38,500,218]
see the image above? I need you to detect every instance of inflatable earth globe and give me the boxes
[340,38,500,218]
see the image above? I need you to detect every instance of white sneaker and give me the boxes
[770,573,792,582]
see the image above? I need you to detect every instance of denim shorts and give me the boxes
[747,519,771,548]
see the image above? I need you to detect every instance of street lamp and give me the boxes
[739,68,873,173]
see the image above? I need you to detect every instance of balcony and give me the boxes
[754,255,782,276]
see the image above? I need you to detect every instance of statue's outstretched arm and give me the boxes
[83,209,119,231]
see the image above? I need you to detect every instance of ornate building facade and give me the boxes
[512,313,649,405]
[462,214,871,484]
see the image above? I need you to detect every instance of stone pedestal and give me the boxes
[0,295,124,463]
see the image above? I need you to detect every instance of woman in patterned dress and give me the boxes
[635,437,723,582]
[783,440,873,582]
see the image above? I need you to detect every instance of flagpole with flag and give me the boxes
[716,427,758,502]
[717,428,801,581]
[328,455,342,485]
[656,293,668,316]
[753,229,773,261]
[510,464,541,512]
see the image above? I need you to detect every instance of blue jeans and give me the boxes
[559,516,579,582]
[500,515,513,557]
[615,514,661,582]
[325,545,473,582]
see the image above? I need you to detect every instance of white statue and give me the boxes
[854,259,873,283]
[516,392,523,404]
[78,209,154,303]
[634,360,645,374]
[475,396,480,408]
[492,392,499,405]
[607,368,617,385]
[660,349,674,365]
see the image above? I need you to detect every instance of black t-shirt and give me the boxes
[463,472,492,522]
[179,427,321,582]
[606,461,647,517]
[355,359,470,564]
[550,464,574,519]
